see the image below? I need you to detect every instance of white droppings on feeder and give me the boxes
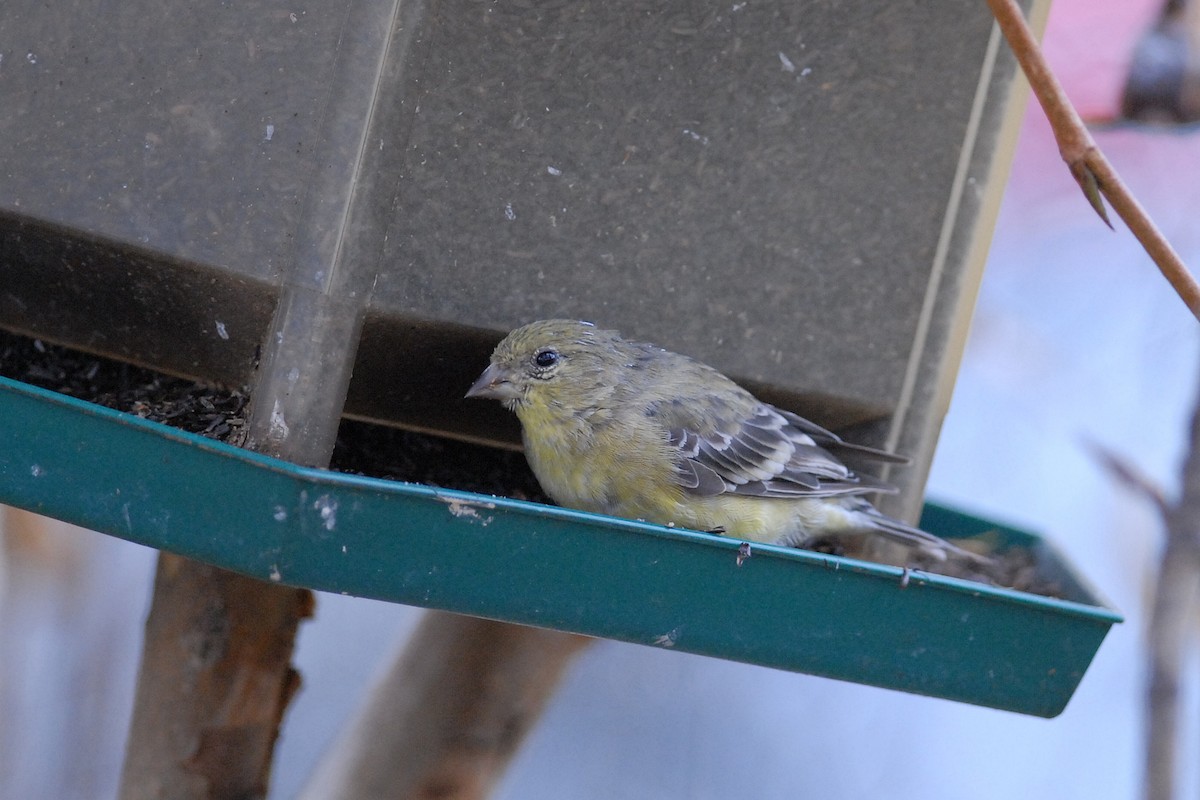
[504,202,516,220]
[287,367,300,385]
[800,66,812,77]
[314,495,338,531]
[269,565,282,582]
[273,506,288,522]
[269,399,290,438]
[547,165,562,176]
[30,465,43,477]
[778,51,796,72]
[437,494,496,526]
[265,124,274,141]
[653,628,680,647]
[451,502,488,524]
[215,320,229,340]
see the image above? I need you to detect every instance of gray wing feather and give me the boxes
[668,403,902,500]
[674,459,729,496]
[776,409,910,465]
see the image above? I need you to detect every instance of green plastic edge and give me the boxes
[0,375,1121,717]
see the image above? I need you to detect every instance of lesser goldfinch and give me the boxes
[466,319,969,560]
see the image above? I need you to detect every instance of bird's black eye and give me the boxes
[533,349,559,369]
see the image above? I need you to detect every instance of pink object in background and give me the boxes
[1041,0,1161,118]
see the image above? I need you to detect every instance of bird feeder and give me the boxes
[0,0,1114,754]
[0,376,1118,717]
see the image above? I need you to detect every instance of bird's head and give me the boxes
[465,319,621,413]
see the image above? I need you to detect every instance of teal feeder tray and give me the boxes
[0,375,1120,718]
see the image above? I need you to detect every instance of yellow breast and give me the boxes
[514,397,848,546]
[517,400,675,516]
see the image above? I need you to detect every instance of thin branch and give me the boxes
[1144,542,1200,800]
[986,0,1200,323]
[1143,353,1200,800]
[1082,437,1170,517]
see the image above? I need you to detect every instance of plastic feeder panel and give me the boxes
[1,0,1045,522]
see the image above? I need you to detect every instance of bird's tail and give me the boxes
[848,502,990,565]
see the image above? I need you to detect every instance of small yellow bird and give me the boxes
[467,319,968,560]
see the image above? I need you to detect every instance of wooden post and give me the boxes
[300,612,591,800]
[118,556,313,799]
[117,0,418,792]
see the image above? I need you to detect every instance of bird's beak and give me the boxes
[465,363,521,401]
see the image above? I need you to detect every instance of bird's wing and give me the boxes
[772,409,910,466]
[666,402,900,499]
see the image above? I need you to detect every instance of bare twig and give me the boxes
[1144,540,1200,800]
[986,0,1200,323]
[1143,354,1200,800]
[1082,437,1170,517]
[984,8,1200,789]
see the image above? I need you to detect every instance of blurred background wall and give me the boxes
[2,0,1198,797]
